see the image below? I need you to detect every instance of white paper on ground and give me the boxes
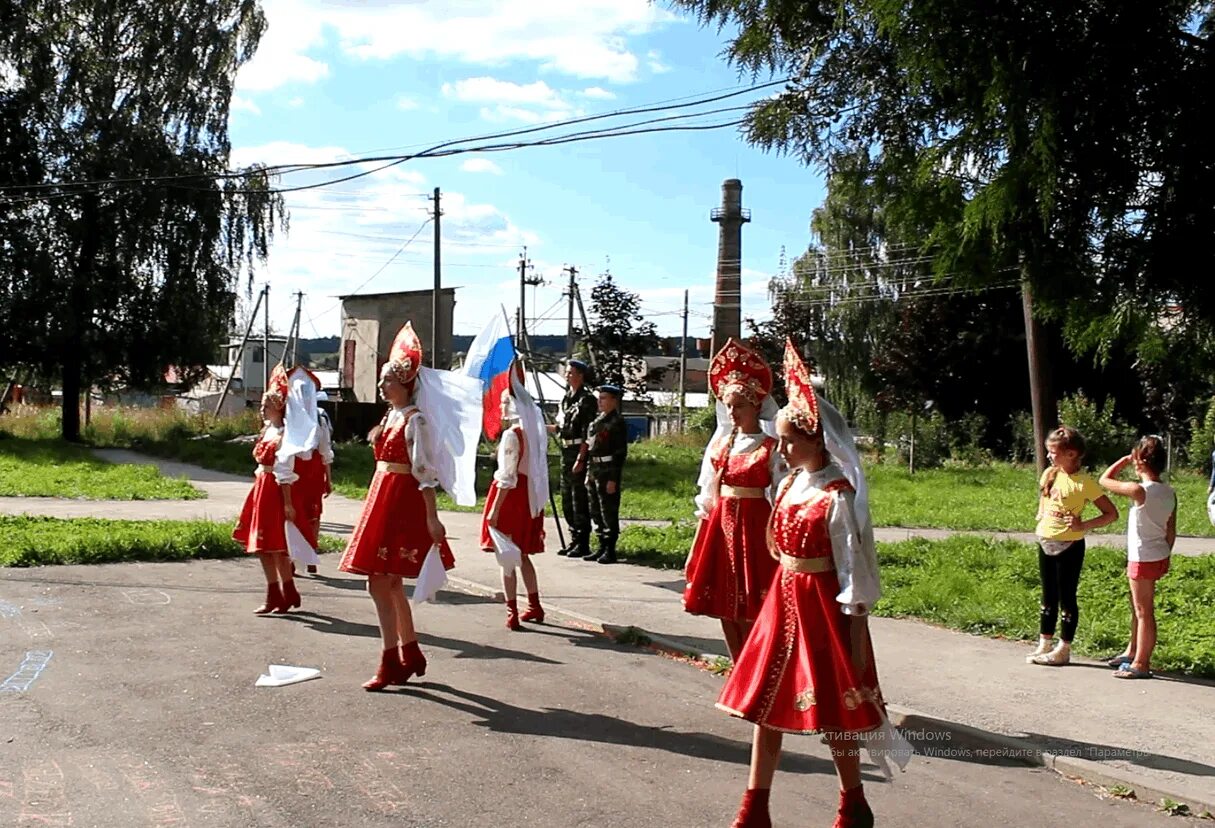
[412,544,447,605]
[285,521,321,566]
[255,664,321,688]
[488,526,522,571]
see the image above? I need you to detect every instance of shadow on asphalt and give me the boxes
[418,633,563,665]
[1021,732,1215,778]
[644,579,686,594]
[401,682,884,781]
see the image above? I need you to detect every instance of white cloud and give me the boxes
[235,0,678,92]
[478,105,574,124]
[287,96,306,108]
[231,95,262,115]
[396,96,420,111]
[443,77,565,108]
[647,49,671,74]
[580,86,617,100]
[461,158,503,175]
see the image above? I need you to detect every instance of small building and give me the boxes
[220,335,289,397]
[339,288,456,403]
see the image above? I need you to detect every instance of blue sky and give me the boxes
[228,0,826,341]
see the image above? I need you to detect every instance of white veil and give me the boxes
[413,366,482,507]
[818,396,877,572]
[510,370,549,518]
[276,367,320,465]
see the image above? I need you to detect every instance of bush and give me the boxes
[686,403,718,437]
[948,412,993,465]
[1008,410,1035,463]
[1057,392,1137,467]
[890,409,950,470]
[1187,397,1215,476]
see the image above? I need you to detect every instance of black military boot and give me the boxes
[566,532,592,558]
[596,537,618,565]
[584,536,606,562]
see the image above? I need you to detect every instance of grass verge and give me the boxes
[616,523,1215,678]
[0,516,345,567]
[0,435,201,500]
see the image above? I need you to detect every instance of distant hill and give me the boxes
[299,336,339,354]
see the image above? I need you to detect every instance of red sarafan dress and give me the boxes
[338,406,455,577]
[233,427,288,555]
[718,465,888,735]
[480,423,546,555]
[684,432,782,622]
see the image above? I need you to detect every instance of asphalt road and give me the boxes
[0,559,1203,827]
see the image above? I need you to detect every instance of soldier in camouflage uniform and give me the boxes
[548,359,598,557]
[584,384,629,565]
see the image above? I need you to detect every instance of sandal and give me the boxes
[1104,654,1134,668]
[1113,665,1153,680]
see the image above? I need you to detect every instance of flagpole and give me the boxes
[501,304,567,552]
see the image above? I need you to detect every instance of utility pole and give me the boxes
[564,265,578,360]
[430,186,442,368]
[287,291,303,366]
[572,283,599,374]
[262,282,271,391]
[517,248,543,344]
[679,289,688,433]
[216,285,266,417]
[1021,274,1054,474]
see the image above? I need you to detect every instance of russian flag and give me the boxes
[461,314,516,440]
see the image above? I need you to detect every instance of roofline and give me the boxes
[337,287,459,300]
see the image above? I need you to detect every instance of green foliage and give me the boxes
[1,1,285,440]
[1187,398,1215,476]
[0,434,200,499]
[616,527,1215,678]
[580,271,660,398]
[1008,411,1036,464]
[0,515,341,567]
[1057,393,1138,467]
[686,403,719,437]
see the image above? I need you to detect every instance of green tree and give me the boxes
[580,271,660,398]
[0,0,284,440]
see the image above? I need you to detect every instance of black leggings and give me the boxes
[1038,539,1086,642]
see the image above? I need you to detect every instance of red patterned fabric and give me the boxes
[232,434,287,554]
[683,435,779,622]
[338,412,455,577]
[480,426,546,555]
[290,452,327,550]
[717,477,888,734]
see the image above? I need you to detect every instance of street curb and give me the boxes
[442,574,1215,819]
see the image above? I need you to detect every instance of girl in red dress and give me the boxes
[684,338,785,660]
[721,340,910,828]
[279,368,332,576]
[233,363,302,615]
[338,322,477,691]
[480,361,549,630]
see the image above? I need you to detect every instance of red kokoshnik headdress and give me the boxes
[263,362,290,406]
[709,338,773,407]
[381,321,423,386]
[781,338,820,436]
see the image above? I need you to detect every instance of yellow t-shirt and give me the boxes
[1035,469,1104,541]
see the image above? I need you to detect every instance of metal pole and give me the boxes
[262,282,271,391]
[679,289,688,433]
[432,186,441,368]
[572,283,599,373]
[288,291,303,365]
[565,265,576,361]
[518,249,528,343]
[215,285,265,417]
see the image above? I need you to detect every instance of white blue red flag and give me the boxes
[461,314,516,440]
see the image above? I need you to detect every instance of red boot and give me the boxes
[400,640,427,681]
[363,647,404,692]
[832,785,873,828]
[520,592,544,623]
[730,788,771,828]
[279,579,301,612]
[254,582,285,615]
[505,600,522,631]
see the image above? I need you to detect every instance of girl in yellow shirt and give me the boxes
[1028,426,1118,666]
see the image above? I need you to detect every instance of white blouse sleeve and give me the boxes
[493,429,521,489]
[693,436,724,519]
[406,412,441,489]
[767,444,788,503]
[318,418,334,466]
[828,489,881,616]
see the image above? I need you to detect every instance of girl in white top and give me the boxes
[1097,435,1177,679]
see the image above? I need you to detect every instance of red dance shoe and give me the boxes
[279,579,301,612]
[520,593,544,623]
[400,640,427,681]
[730,789,771,828]
[254,583,286,615]
[832,786,873,828]
[505,600,522,631]
[363,647,408,692]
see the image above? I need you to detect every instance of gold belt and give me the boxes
[780,553,835,574]
[255,464,274,474]
[721,485,765,499]
[376,461,412,474]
